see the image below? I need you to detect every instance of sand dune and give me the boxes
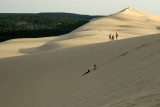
[0,8,160,107]
[1,8,160,58]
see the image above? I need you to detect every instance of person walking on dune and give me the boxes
[112,35,114,41]
[109,34,112,41]
[116,32,118,40]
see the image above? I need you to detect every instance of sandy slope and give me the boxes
[0,33,160,107]
[0,36,58,58]
[0,8,160,107]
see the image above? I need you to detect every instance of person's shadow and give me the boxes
[82,69,91,77]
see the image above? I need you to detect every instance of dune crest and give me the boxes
[118,7,160,19]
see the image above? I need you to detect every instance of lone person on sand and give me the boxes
[94,65,97,70]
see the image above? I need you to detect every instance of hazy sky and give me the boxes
[0,0,159,15]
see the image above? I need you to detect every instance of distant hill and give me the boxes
[0,13,36,17]
[0,13,104,42]
[0,12,103,20]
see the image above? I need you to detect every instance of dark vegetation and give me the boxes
[0,13,103,42]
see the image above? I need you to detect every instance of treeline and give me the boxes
[0,13,103,42]
[38,12,102,20]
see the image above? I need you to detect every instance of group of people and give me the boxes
[109,32,118,41]
[82,65,97,76]
[81,33,119,77]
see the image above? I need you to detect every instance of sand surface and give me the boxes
[0,8,160,107]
